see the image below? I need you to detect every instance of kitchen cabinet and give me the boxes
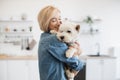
[0,59,39,80]
[74,57,116,80]
[0,60,7,80]
[86,58,116,80]
[27,60,39,80]
[7,60,28,80]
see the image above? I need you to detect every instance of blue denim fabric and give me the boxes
[38,32,84,80]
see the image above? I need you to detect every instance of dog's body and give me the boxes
[50,21,80,80]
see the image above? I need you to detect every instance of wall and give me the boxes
[0,0,120,53]
[0,0,120,78]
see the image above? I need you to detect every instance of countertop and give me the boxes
[0,54,116,60]
[0,54,38,60]
[79,55,116,60]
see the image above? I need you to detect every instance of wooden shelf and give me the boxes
[1,32,32,34]
[0,20,33,22]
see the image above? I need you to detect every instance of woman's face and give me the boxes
[49,12,62,31]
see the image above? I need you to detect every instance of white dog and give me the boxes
[50,21,81,80]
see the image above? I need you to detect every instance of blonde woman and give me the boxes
[38,5,84,80]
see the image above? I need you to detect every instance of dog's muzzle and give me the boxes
[60,36,64,40]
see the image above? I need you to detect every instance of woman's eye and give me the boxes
[52,19,57,22]
[60,31,63,33]
[67,30,71,33]
[51,18,57,22]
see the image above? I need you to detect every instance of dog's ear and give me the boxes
[76,25,80,32]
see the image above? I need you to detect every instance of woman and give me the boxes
[37,5,84,80]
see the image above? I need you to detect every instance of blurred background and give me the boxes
[0,0,120,80]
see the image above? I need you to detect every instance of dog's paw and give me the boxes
[65,70,74,80]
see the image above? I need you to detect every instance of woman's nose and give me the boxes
[57,20,62,26]
[60,21,62,24]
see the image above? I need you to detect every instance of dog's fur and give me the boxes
[50,21,80,80]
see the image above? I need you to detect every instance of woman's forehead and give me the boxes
[52,10,61,18]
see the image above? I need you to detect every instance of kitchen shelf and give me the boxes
[0,20,33,33]
[0,20,33,22]
[1,32,32,34]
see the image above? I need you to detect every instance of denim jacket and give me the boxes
[38,32,84,80]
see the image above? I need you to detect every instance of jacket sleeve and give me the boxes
[48,36,84,71]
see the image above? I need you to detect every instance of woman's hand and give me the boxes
[73,42,82,57]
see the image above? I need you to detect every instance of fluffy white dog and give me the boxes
[50,21,81,80]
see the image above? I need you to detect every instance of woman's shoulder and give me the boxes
[40,32,66,46]
[41,32,57,42]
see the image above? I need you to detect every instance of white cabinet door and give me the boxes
[103,59,116,80]
[28,60,40,80]
[7,60,29,80]
[86,58,116,80]
[86,59,102,80]
[0,60,7,80]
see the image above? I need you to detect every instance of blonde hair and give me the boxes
[38,5,60,32]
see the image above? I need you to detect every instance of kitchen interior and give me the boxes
[0,0,120,80]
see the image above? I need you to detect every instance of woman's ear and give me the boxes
[76,25,80,32]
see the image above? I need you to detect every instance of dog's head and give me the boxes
[57,21,80,43]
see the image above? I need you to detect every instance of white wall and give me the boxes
[0,0,120,53]
[0,0,120,78]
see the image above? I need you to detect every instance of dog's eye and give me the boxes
[67,30,71,33]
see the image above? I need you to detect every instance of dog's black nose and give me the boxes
[60,36,64,40]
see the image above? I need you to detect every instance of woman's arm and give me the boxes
[48,38,84,71]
